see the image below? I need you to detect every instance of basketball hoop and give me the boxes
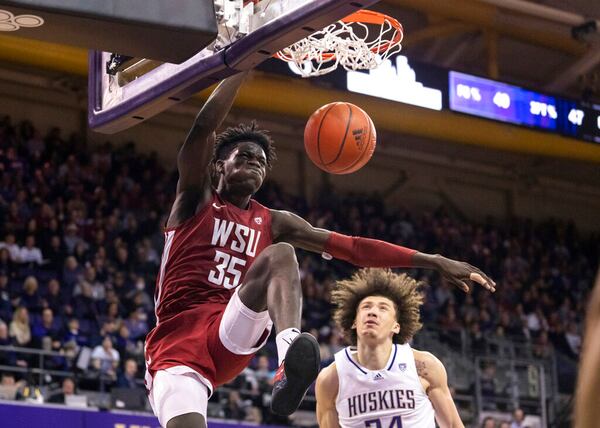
[276,9,403,78]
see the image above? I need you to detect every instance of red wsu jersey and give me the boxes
[144,192,273,389]
[152,192,273,323]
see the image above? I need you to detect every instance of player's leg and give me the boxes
[149,371,209,428]
[166,413,206,428]
[223,242,320,416]
[237,242,302,331]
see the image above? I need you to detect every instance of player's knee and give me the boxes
[166,412,206,428]
[264,242,298,268]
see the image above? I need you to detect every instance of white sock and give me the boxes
[275,327,301,366]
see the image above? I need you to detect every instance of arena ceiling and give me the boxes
[376,0,600,100]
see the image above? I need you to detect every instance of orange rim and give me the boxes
[276,9,403,62]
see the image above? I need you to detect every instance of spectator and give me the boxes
[101,301,123,326]
[92,253,109,283]
[74,266,105,301]
[114,324,141,360]
[72,282,100,322]
[526,306,548,338]
[47,377,76,404]
[125,276,152,313]
[0,274,12,322]
[91,336,120,380]
[564,321,581,358]
[0,373,23,400]
[31,308,62,349]
[111,271,132,301]
[9,306,31,347]
[223,390,250,421]
[0,233,20,262]
[481,416,496,428]
[19,235,43,266]
[469,322,486,353]
[0,373,16,389]
[480,363,498,410]
[113,245,132,275]
[43,278,67,316]
[63,224,85,255]
[123,309,148,341]
[116,358,140,389]
[499,422,510,428]
[97,320,118,342]
[44,236,65,272]
[253,354,275,387]
[62,256,83,289]
[510,408,525,428]
[63,318,87,350]
[533,331,553,359]
[0,321,17,366]
[18,276,43,315]
[72,241,89,264]
[0,248,16,278]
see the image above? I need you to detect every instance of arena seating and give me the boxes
[0,115,596,426]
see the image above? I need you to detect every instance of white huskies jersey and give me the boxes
[334,344,435,428]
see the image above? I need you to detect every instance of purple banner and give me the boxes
[0,401,270,428]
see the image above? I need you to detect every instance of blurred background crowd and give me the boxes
[0,115,596,427]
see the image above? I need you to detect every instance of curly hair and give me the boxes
[332,268,424,345]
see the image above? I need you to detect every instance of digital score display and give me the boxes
[449,71,600,144]
[570,102,600,143]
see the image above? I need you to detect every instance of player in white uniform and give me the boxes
[316,268,464,428]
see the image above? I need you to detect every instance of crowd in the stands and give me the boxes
[0,116,596,426]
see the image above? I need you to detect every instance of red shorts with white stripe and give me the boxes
[144,288,273,395]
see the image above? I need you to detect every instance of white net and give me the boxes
[277,13,403,77]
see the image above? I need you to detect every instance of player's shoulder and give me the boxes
[269,209,295,232]
[268,208,289,218]
[412,348,447,383]
[317,361,339,382]
[316,362,339,398]
[412,348,441,364]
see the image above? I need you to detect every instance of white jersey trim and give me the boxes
[155,229,175,324]
[343,344,399,374]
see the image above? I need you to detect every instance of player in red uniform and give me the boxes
[144,72,496,428]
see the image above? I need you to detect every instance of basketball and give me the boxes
[304,102,376,174]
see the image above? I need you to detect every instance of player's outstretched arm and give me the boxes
[315,364,341,428]
[168,71,249,228]
[575,269,600,428]
[413,350,464,428]
[270,210,495,293]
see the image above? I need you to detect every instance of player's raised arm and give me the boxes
[413,350,464,428]
[270,209,496,293]
[315,364,341,428]
[167,71,249,228]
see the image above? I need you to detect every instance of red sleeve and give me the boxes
[323,232,417,268]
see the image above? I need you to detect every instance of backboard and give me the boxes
[88,0,381,134]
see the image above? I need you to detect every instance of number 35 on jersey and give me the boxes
[208,218,263,288]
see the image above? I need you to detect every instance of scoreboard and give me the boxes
[449,71,600,144]
[265,56,600,145]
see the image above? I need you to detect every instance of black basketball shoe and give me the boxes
[270,332,320,416]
